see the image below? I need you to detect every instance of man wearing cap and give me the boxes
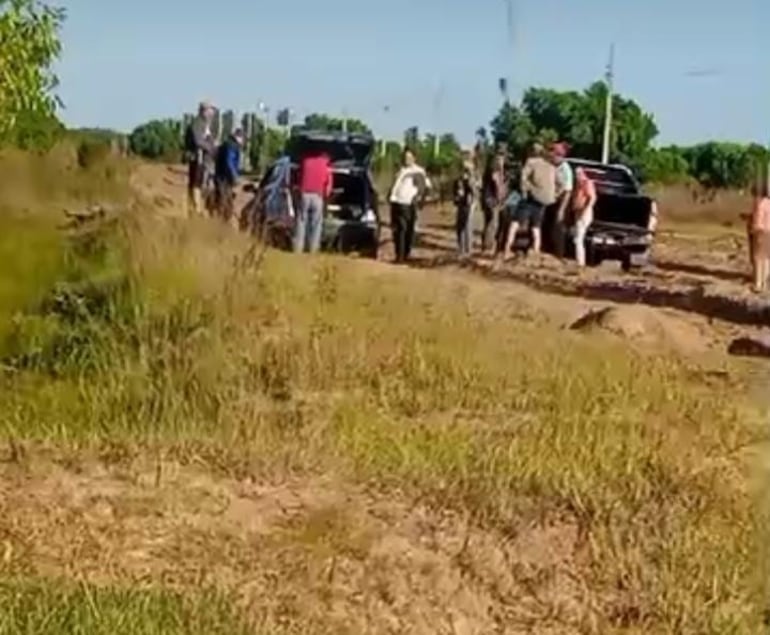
[551,142,573,259]
[183,101,217,217]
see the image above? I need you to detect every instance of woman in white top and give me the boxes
[389,149,430,263]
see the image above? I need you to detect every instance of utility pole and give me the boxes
[601,43,615,164]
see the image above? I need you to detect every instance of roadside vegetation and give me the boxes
[1,0,768,632]
[0,148,766,632]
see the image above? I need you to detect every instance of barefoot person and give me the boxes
[501,142,556,261]
[750,181,770,292]
[571,167,598,267]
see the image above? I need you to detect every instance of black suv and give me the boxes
[241,130,380,258]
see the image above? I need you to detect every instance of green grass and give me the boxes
[0,181,766,632]
[0,579,252,635]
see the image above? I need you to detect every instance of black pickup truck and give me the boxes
[516,159,659,271]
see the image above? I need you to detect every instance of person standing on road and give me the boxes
[183,101,217,218]
[453,151,479,258]
[389,148,429,263]
[213,128,244,225]
[571,167,598,268]
[750,181,770,293]
[295,149,333,254]
[500,142,556,262]
[551,142,574,258]
[481,151,510,255]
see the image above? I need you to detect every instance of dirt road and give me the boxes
[133,163,770,354]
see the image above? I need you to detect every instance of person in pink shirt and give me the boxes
[750,180,770,292]
[295,151,333,253]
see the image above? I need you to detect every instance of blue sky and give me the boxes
[57,0,767,146]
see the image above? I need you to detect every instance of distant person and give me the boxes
[571,167,598,268]
[213,128,244,225]
[551,142,574,258]
[500,142,556,261]
[750,181,770,293]
[481,151,509,255]
[453,151,479,258]
[295,149,333,254]
[389,148,429,263]
[183,100,217,217]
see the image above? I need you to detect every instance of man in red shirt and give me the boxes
[295,150,333,253]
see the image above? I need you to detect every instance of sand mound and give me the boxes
[569,305,710,353]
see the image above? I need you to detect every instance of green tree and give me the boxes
[491,82,659,167]
[300,113,371,134]
[0,0,65,147]
[128,119,181,160]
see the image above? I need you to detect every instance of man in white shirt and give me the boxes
[389,149,430,262]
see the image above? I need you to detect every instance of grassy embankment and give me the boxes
[0,146,767,633]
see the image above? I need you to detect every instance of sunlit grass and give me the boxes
[0,167,765,632]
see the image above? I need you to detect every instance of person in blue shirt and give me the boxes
[214,129,244,224]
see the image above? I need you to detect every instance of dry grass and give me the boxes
[649,183,752,230]
[0,154,767,633]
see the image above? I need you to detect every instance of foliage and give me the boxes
[128,119,181,161]
[298,112,371,135]
[0,0,65,148]
[489,81,767,188]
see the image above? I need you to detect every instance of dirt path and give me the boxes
[132,163,769,353]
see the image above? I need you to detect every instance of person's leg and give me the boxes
[391,204,405,262]
[293,193,310,253]
[308,194,324,254]
[462,206,472,256]
[404,205,417,260]
[187,162,204,217]
[495,206,509,256]
[456,206,469,255]
[481,205,494,253]
[503,200,529,260]
[573,211,593,267]
[552,197,567,259]
[530,204,545,255]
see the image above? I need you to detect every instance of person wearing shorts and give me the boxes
[500,143,556,261]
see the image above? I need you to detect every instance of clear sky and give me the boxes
[56,0,768,146]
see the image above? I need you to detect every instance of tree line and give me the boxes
[2,0,767,192]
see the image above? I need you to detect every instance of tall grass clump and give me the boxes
[0,197,765,632]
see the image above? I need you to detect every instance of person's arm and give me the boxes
[324,163,333,199]
[520,160,532,197]
[226,145,240,183]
